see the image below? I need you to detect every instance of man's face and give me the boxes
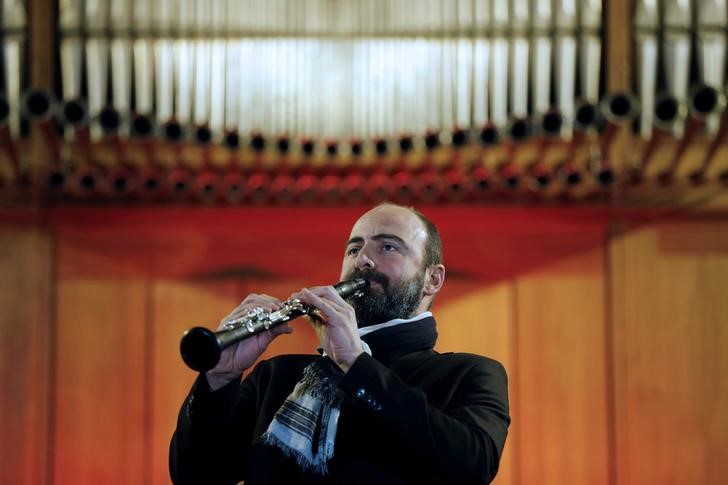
[340,205,429,327]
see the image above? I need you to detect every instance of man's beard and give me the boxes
[345,268,425,328]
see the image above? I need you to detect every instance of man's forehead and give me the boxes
[349,206,427,244]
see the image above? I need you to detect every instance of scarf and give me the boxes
[259,315,438,475]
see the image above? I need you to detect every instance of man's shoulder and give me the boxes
[431,351,508,377]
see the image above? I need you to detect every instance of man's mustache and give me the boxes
[347,269,390,290]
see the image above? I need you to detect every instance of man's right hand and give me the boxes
[205,294,293,391]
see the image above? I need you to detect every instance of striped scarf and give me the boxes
[259,314,437,475]
[259,357,345,475]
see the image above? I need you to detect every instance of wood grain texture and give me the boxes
[0,227,52,485]
[515,247,610,485]
[610,225,728,485]
[53,279,148,485]
[150,280,238,485]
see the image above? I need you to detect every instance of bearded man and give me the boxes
[170,204,510,484]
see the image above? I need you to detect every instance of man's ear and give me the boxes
[423,264,445,296]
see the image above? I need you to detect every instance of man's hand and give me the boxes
[205,294,292,391]
[292,286,364,373]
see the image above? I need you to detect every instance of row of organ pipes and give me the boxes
[0,0,727,203]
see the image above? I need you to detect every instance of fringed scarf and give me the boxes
[259,315,437,475]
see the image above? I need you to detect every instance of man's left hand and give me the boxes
[292,286,364,372]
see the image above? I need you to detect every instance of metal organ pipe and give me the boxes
[527,110,565,191]
[693,0,728,182]
[593,91,640,186]
[220,129,245,204]
[64,100,103,197]
[58,0,99,202]
[21,89,64,191]
[497,0,533,192]
[0,94,21,184]
[659,83,727,183]
[2,0,25,140]
[97,104,134,195]
[556,101,603,189]
[634,92,686,183]
[38,0,728,202]
[166,129,193,199]
[554,0,579,124]
[269,138,295,206]
[634,0,660,140]
[195,165,220,203]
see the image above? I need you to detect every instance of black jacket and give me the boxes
[170,319,510,484]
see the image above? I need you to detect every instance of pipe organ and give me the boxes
[0,0,727,204]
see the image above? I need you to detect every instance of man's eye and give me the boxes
[382,244,397,252]
[347,247,360,256]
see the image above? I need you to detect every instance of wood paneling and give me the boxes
[0,227,52,485]
[515,247,610,484]
[611,225,728,485]
[53,280,148,484]
[150,280,238,485]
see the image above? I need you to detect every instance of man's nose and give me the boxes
[355,248,375,270]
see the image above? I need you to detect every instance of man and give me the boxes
[170,204,510,484]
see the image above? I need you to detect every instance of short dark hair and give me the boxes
[378,203,443,268]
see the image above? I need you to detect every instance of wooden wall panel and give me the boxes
[611,225,728,485]
[150,280,238,485]
[0,227,51,485]
[515,247,610,485]
[436,280,516,485]
[53,280,148,485]
[700,255,728,481]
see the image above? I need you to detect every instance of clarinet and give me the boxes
[180,278,368,371]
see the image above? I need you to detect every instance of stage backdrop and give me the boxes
[1,206,727,484]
